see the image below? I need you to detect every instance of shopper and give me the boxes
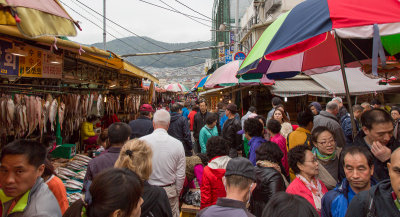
[241,106,257,128]
[244,118,267,166]
[287,110,314,150]
[321,146,376,217]
[345,147,400,217]
[332,97,348,123]
[194,100,219,153]
[199,113,219,153]
[84,122,131,189]
[42,159,69,215]
[0,140,62,217]
[168,103,193,156]
[198,157,256,217]
[261,192,319,217]
[311,126,342,190]
[350,108,400,181]
[391,106,400,142]
[115,139,172,217]
[63,168,143,217]
[267,119,289,175]
[286,145,328,215]
[222,103,243,158]
[313,101,346,147]
[200,136,231,209]
[250,142,287,217]
[129,104,154,139]
[271,108,292,139]
[140,109,185,217]
[341,105,364,144]
[267,97,283,122]
[309,102,323,116]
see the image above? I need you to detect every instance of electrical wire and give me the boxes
[175,0,212,20]
[157,0,211,28]
[71,0,211,61]
[137,0,212,23]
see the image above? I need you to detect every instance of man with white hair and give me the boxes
[140,109,186,217]
[313,101,347,147]
[332,97,348,123]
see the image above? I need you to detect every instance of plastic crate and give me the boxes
[51,144,76,159]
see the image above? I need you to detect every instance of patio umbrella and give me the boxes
[164,83,189,92]
[0,0,80,38]
[238,0,400,80]
[193,75,210,91]
[205,60,273,88]
[237,0,400,137]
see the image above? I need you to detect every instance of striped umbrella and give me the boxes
[193,75,210,91]
[237,0,400,80]
[164,83,189,92]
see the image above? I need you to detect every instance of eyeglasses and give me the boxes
[317,139,335,146]
[304,157,318,163]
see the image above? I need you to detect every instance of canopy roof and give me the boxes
[270,76,328,97]
[310,68,400,95]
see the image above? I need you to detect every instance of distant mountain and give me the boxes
[91,36,211,68]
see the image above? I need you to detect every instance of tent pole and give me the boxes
[335,32,357,139]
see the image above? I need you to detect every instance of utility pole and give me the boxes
[103,0,106,50]
[235,0,239,53]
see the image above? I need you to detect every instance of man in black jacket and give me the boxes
[129,104,154,139]
[349,108,400,181]
[193,100,220,153]
[168,103,193,156]
[222,103,243,158]
[345,147,400,217]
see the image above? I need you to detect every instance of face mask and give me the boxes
[246,183,254,204]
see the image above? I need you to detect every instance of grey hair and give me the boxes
[361,102,370,107]
[326,101,339,111]
[153,109,170,127]
[332,97,342,104]
[352,104,364,112]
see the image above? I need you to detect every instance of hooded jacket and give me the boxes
[321,178,377,217]
[0,178,62,217]
[313,111,346,147]
[200,156,231,209]
[141,182,172,217]
[345,179,400,217]
[348,130,400,181]
[168,112,193,156]
[250,166,286,217]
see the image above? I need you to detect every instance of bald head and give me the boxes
[391,147,400,163]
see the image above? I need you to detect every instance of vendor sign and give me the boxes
[0,40,19,76]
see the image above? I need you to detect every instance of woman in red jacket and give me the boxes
[200,136,231,209]
[286,145,328,215]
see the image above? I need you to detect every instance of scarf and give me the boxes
[257,160,289,187]
[296,174,324,211]
[392,191,400,211]
[312,147,336,162]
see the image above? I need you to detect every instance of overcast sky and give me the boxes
[62,0,214,45]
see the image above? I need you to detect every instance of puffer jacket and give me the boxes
[249,166,286,217]
[345,179,400,217]
[168,112,193,156]
[313,111,346,147]
[321,178,377,217]
[222,118,243,151]
[200,155,231,209]
[0,178,62,217]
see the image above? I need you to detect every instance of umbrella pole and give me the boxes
[335,32,358,140]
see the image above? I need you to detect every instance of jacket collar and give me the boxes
[336,177,378,196]
[138,116,151,120]
[319,111,339,122]
[107,146,122,153]
[216,198,247,210]
[0,178,43,214]
[296,127,311,134]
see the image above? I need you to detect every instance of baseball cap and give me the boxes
[140,104,154,112]
[225,157,256,181]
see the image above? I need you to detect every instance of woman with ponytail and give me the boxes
[63,168,143,217]
[114,139,172,217]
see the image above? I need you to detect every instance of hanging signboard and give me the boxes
[0,40,19,76]
[18,45,62,78]
[225,49,232,63]
[230,32,235,54]
[218,42,225,62]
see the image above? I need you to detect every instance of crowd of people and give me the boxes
[0,97,399,217]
